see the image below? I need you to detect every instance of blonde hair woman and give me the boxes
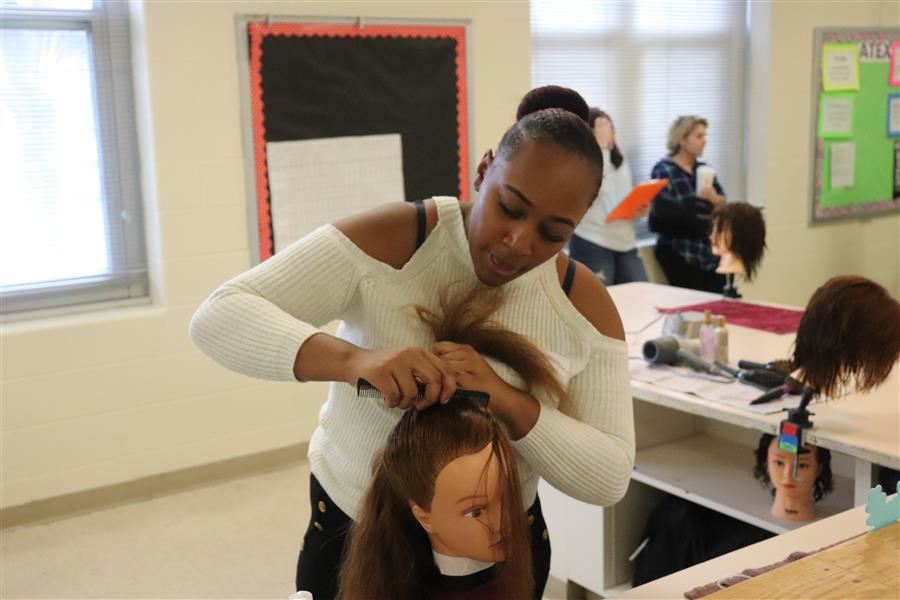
[648,115,728,292]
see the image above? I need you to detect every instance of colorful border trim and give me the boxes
[248,23,469,261]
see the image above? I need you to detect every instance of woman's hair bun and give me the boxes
[515,85,590,124]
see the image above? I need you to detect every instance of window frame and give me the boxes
[0,1,147,316]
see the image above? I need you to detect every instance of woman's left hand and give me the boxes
[432,341,506,400]
[432,341,541,438]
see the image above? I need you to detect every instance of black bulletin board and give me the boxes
[239,19,470,261]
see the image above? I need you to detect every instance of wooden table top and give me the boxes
[708,522,899,599]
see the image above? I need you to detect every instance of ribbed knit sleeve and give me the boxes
[512,337,634,506]
[189,226,361,381]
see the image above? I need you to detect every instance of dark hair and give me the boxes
[339,397,532,600]
[710,203,767,280]
[589,107,624,170]
[516,84,590,123]
[501,86,604,201]
[752,433,833,502]
[792,276,900,398]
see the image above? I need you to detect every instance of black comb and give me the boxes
[356,378,490,407]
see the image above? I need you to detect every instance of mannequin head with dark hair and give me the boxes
[710,202,767,280]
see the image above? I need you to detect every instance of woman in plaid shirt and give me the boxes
[648,116,728,292]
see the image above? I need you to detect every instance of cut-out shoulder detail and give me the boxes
[333,200,438,270]
[563,257,626,341]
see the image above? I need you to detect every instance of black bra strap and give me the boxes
[562,256,576,297]
[414,201,427,251]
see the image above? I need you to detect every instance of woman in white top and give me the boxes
[568,108,648,284]
[190,87,633,600]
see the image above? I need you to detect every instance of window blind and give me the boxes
[531,0,748,239]
[0,0,147,315]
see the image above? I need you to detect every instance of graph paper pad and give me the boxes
[266,134,405,252]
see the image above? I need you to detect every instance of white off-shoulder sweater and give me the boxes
[190,197,634,519]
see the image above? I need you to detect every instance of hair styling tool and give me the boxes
[737,359,792,375]
[642,336,734,378]
[778,386,816,480]
[356,378,490,407]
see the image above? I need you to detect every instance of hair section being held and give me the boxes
[339,397,533,600]
[416,284,570,409]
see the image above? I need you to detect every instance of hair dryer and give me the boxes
[642,336,733,378]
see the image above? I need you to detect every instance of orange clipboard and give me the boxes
[604,178,668,222]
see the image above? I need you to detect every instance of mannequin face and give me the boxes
[711,224,746,275]
[411,443,506,562]
[710,225,729,257]
[767,437,820,500]
[715,252,746,275]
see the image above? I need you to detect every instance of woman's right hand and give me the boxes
[346,347,457,411]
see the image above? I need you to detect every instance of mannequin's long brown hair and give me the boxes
[416,284,570,408]
[339,398,532,600]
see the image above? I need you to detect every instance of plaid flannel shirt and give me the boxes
[650,158,725,271]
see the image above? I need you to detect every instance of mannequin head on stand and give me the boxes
[753,433,833,521]
[339,397,532,600]
[709,202,767,280]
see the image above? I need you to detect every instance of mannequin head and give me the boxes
[411,441,505,561]
[339,397,532,600]
[753,433,833,521]
[792,276,900,399]
[710,202,766,280]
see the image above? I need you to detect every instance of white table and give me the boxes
[539,282,899,597]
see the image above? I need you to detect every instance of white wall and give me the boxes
[741,0,900,307]
[0,1,531,509]
[3,0,898,511]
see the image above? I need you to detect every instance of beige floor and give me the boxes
[1,462,569,599]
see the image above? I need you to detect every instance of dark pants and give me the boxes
[295,474,552,600]
[654,244,725,293]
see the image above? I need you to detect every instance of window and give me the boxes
[0,0,147,315]
[531,0,748,241]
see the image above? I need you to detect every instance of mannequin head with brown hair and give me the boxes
[339,397,532,600]
[709,202,767,280]
[792,275,900,398]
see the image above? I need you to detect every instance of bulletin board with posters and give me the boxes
[237,16,471,263]
[810,28,900,223]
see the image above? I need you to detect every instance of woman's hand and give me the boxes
[433,341,540,438]
[699,185,726,207]
[346,346,456,410]
[432,341,507,396]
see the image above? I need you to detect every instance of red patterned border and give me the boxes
[247,23,469,261]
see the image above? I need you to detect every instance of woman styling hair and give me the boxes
[190,85,634,599]
[339,396,532,600]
